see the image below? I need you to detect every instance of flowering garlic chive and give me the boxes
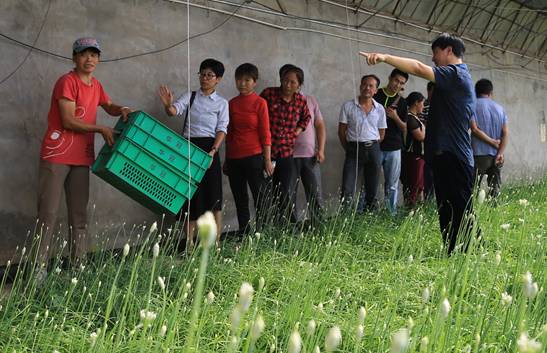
[523,272,539,299]
[250,314,265,341]
[230,307,242,332]
[408,255,414,263]
[356,324,364,341]
[420,336,429,352]
[477,189,486,204]
[159,324,167,337]
[255,232,261,240]
[516,332,542,353]
[500,223,510,231]
[441,298,451,319]
[325,326,342,352]
[71,278,78,285]
[334,288,341,299]
[123,243,130,257]
[157,276,165,291]
[307,319,317,336]
[495,251,502,266]
[54,267,61,274]
[139,309,157,324]
[390,328,410,353]
[314,346,321,353]
[238,282,254,311]
[407,317,415,330]
[197,211,217,248]
[288,329,302,353]
[518,199,529,207]
[501,292,513,305]
[259,277,265,291]
[422,287,430,303]
[318,302,324,312]
[408,210,414,217]
[90,331,98,346]
[358,306,367,323]
[149,221,158,234]
[152,243,160,258]
[206,291,215,304]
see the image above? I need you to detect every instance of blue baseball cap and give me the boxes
[72,37,101,54]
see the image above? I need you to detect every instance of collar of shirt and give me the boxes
[197,89,220,101]
[353,97,382,113]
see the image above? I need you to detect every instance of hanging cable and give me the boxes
[0,0,51,85]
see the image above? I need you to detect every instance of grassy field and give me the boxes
[1,180,545,353]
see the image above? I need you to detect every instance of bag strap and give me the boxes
[182,91,197,136]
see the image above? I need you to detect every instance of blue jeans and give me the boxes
[381,149,401,215]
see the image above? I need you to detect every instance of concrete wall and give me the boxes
[1,0,546,264]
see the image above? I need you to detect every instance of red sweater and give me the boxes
[226,93,271,159]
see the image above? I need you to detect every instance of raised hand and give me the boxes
[359,52,386,65]
[158,85,174,108]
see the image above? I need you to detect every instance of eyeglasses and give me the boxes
[198,72,217,79]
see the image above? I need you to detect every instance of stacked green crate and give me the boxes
[92,111,212,215]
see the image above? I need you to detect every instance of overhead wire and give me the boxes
[0,0,52,85]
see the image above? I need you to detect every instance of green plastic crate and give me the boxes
[115,111,212,182]
[92,111,210,215]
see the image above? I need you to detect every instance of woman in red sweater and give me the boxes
[225,63,273,233]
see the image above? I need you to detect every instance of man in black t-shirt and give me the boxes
[373,69,408,215]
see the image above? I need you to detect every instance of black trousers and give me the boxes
[474,155,502,198]
[341,141,381,211]
[293,157,323,224]
[267,156,297,224]
[226,154,267,232]
[432,152,474,255]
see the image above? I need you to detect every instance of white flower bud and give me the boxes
[518,199,529,207]
[441,298,451,319]
[358,306,367,323]
[313,346,321,353]
[390,328,409,353]
[230,307,241,332]
[500,223,510,231]
[238,282,254,311]
[477,189,486,204]
[420,336,429,352]
[152,243,160,258]
[422,287,430,303]
[157,276,165,291]
[197,212,217,248]
[495,251,501,266]
[259,277,265,291]
[501,292,513,305]
[206,291,215,304]
[149,221,158,234]
[159,324,167,337]
[71,278,78,285]
[90,332,98,346]
[250,314,265,341]
[307,319,316,336]
[288,330,302,353]
[516,332,542,353]
[325,326,342,352]
[523,272,539,299]
[123,243,130,257]
[356,324,364,341]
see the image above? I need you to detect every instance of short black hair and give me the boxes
[406,91,425,107]
[431,33,466,58]
[475,78,493,97]
[200,58,225,77]
[279,64,297,80]
[235,63,259,81]
[389,68,409,81]
[281,65,304,85]
[361,74,380,88]
[427,81,435,91]
[72,47,101,57]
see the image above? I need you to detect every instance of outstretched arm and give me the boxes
[359,52,435,82]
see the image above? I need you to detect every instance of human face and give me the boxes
[432,46,451,67]
[281,72,301,97]
[414,99,425,114]
[235,75,257,96]
[199,69,221,92]
[359,77,378,99]
[73,49,100,75]
[387,74,407,95]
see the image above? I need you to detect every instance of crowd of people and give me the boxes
[35,33,510,274]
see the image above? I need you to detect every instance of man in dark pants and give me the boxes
[360,33,477,255]
[339,75,386,211]
[422,82,435,200]
[470,79,508,198]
